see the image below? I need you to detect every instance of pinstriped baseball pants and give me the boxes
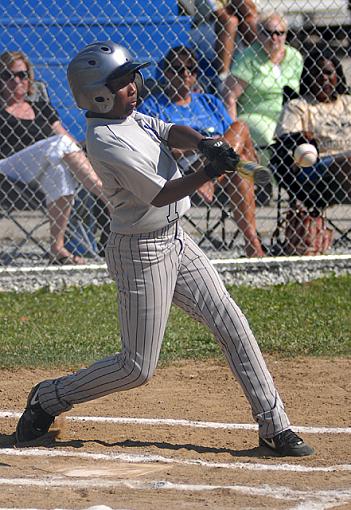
[39,221,290,439]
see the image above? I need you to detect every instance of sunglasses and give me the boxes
[1,70,29,81]
[262,28,287,37]
[167,63,197,75]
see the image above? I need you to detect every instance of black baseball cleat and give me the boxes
[16,384,55,444]
[259,429,314,457]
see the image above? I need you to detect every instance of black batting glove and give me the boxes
[198,138,240,178]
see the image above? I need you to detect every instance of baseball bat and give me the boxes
[236,160,272,185]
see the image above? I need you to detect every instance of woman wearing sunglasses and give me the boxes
[0,51,107,264]
[222,11,303,160]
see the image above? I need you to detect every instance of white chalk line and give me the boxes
[0,508,129,510]
[2,447,351,474]
[1,253,350,275]
[211,253,351,264]
[2,410,350,508]
[0,476,350,508]
[1,411,350,435]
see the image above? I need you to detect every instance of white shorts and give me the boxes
[0,134,81,204]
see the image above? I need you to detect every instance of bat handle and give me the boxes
[237,160,272,185]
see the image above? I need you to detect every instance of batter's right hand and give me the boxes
[197,138,240,178]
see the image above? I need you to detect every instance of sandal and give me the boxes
[50,253,86,266]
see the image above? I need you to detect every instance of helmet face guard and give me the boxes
[67,41,150,113]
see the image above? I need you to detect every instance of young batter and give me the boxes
[16,41,313,457]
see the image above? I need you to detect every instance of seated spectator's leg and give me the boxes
[0,137,83,262]
[38,149,84,263]
[215,8,239,77]
[63,150,107,205]
[224,173,264,256]
[46,195,81,262]
[219,72,247,122]
[224,119,257,161]
[223,121,264,256]
[221,87,237,122]
[235,0,258,46]
[43,135,110,261]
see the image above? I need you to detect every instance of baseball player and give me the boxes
[16,41,313,457]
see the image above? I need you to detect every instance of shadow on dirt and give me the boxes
[82,438,272,458]
[0,432,84,449]
[0,432,278,458]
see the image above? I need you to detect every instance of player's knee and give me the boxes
[136,367,154,386]
[125,360,155,388]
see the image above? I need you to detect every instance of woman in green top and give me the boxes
[222,11,303,151]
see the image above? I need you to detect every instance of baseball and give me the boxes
[293,143,318,167]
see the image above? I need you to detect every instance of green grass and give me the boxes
[0,274,350,368]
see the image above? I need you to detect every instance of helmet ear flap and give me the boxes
[135,71,145,105]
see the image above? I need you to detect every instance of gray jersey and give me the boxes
[86,111,191,234]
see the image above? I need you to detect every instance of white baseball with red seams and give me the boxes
[293,143,318,167]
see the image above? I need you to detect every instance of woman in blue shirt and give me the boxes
[139,46,264,257]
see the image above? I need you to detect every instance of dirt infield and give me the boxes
[1,356,350,509]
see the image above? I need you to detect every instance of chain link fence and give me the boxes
[0,0,351,271]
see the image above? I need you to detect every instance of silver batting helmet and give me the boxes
[67,41,150,113]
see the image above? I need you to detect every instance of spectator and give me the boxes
[139,46,264,257]
[273,47,351,211]
[0,51,107,264]
[191,0,258,88]
[222,11,303,158]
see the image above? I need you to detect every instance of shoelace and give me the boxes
[277,429,302,446]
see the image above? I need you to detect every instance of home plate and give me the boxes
[59,463,168,478]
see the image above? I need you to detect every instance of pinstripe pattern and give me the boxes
[39,220,290,438]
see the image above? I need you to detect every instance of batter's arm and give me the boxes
[152,126,210,207]
[167,125,203,150]
[151,168,210,207]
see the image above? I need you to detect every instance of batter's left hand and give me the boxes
[198,138,240,178]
